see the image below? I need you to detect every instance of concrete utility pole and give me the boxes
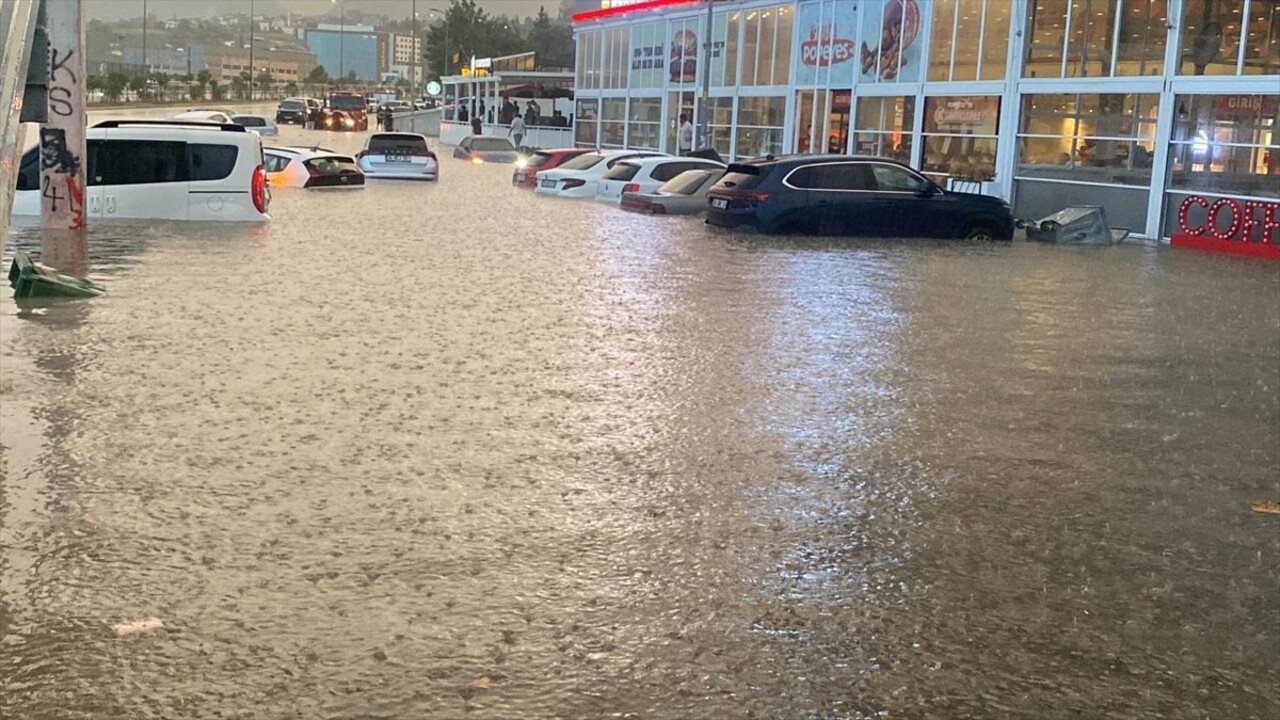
[0,0,44,236]
[697,0,713,152]
[248,0,255,100]
[41,0,88,233]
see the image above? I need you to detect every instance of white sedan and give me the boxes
[263,146,365,189]
[232,114,279,136]
[170,110,233,124]
[357,133,439,181]
[595,156,726,204]
[534,149,667,198]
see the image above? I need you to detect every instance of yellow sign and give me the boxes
[460,67,490,77]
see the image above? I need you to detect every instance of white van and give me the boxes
[13,120,270,222]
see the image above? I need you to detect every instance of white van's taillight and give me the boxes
[251,165,268,213]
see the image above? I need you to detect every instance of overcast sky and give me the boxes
[86,0,557,22]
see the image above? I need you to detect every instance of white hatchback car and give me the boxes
[264,146,365,189]
[595,156,726,204]
[534,150,667,198]
[13,119,270,222]
[357,133,439,180]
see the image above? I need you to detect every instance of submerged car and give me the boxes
[263,146,364,189]
[275,97,309,125]
[452,136,519,164]
[705,155,1014,240]
[595,156,725,204]
[533,149,667,198]
[232,115,279,136]
[620,168,727,215]
[357,133,439,180]
[512,148,594,188]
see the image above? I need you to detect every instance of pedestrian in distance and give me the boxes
[471,114,482,137]
[510,114,525,151]
[678,112,694,156]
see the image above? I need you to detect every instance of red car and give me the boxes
[512,147,595,188]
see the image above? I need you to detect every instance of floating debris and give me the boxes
[1251,501,1280,515]
[8,251,104,299]
[113,618,164,636]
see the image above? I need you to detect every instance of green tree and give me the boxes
[127,74,147,100]
[527,5,573,69]
[306,65,330,85]
[102,73,129,102]
[231,71,249,100]
[188,81,206,101]
[255,67,275,98]
[285,80,299,96]
[209,78,223,101]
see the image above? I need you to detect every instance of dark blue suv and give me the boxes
[705,155,1014,240]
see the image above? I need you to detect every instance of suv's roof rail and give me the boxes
[91,120,247,132]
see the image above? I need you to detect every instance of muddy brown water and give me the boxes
[2,117,1278,720]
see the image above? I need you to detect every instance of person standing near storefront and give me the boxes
[510,114,526,150]
[678,113,694,155]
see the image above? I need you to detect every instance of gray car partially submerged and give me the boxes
[619,168,726,215]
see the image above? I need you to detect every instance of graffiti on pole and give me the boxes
[41,0,87,232]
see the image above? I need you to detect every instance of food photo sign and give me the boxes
[860,0,922,83]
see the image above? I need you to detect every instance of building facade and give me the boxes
[571,0,1279,240]
[307,25,381,80]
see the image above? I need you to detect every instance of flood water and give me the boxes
[2,115,1278,719]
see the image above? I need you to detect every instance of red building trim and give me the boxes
[572,0,701,24]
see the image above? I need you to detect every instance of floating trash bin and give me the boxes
[1025,206,1130,245]
[8,250,105,298]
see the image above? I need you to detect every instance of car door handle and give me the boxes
[105,196,116,214]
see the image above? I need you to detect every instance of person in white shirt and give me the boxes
[678,113,694,155]
[510,115,526,149]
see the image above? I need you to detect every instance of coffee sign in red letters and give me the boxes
[1172,195,1280,260]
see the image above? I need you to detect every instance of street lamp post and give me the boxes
[248,0,255,100]
[142,0,147,77]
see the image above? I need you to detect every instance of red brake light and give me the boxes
[622,183,640,194]
[562,179,586,190]
[251,165,268,213]
[728,190,769,203]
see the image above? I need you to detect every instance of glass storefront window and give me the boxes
[930,0,1013,82]
[1025,0,1167,78]
[735,95,786,159]
[1180,0,1278,75]
[1167,93,1279,197]
[601,98,626,148]
[602,27,629,89]
[575,98,599,147]
[794,1,858,87]
[739,5,792,86]
[629,22,665,89]
[708,97,734,157]
[854,95,915,163]
[1017,93,1160,186]
[921,95,1000,179]
[627,97,662,150]
[708,11,738,88]
[576,31,601,90]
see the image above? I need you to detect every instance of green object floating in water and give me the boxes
[8,250,104,299]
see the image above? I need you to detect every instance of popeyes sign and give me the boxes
[801,23,856,67]
[1172,194,1280,260]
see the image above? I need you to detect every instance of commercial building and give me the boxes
[570,0,1279,241]
[307,24,383,80]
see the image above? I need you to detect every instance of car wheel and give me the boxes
[964,223,998,241]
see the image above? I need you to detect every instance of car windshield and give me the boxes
[558,154,604,171]
[659,170,717,195]
[233,116,266,127]
[369,135,427,153]
[280,101,303,110]
[603,163,641,181]
[471,138,514,152]
[329,95,364,110]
